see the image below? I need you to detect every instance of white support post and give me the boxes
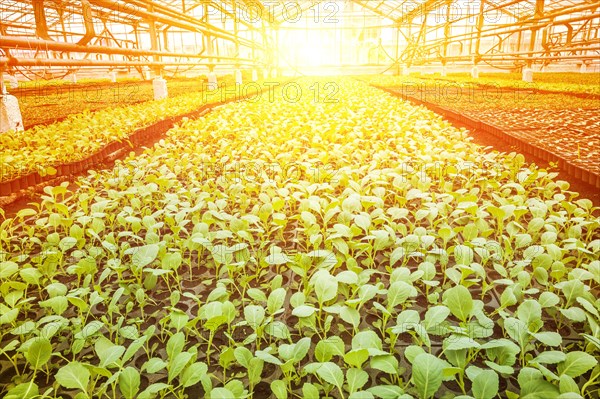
[471,65,479,79]
[580,63,588,73]
[143,67,152,81]
[207,72,218,90]
[402,66,410,76]
[110,71,117,83]
[0,95,24,133]
[152,77,168,100]
[522,68,534,82]
[70,73,77,83]
[6,75,18,89]
[252,69,259,82]
[441,66,447,77]
[235,69,243,85]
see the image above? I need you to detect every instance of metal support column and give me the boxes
[32,0,51,40]
[474,0,486,65]
[442,1,452,75]
[527,0,545,68]
[148,4,161,76]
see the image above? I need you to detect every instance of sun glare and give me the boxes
[279,29,333,68]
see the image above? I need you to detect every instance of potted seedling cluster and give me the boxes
[0,78,598,399]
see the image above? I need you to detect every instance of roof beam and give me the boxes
[87,0,261,49]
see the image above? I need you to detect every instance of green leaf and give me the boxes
[316,362,344,389]
[539,292,560,308]
[444,335,480,351]
[244,305,266,329]
[472,369,498,399]
[559,307,586,323]
[344,349,369,368]
[168,352,194,383]
[533,351,566,364]
[121,336,146,364]
[557,280,584,307]
[4,382,39,399]
[247,288,267,302]
[558,374,579,394]
[387,281,415,308]
[443,285,473,322]
[210,387,236,399]
[219,347,235,370]
[370,355,399,375]
[315,336,345,362]
[131,244,159,268]
[347,369,369,393]
[454,245,474,265]
[25,337,52,370]
[340,306,361,328]
[349,391,375,399]
[181,362,207,388]
[234,347,253,368]
[0,261,18,279]
[292,305,316,318]
[144,358,167,374]
[352,331,384,355]
[518,367,559,398]
[367,385,405,399]
[315,274,338,304]
[267,288,286,314]
[404,345,426,363]
[75,320,104,340]
[336,270,358,285]
[138,383,170,399]
[118,367,140,399]
[59,237,78,251]
[225,379,245,397]
[531,332,562,347]
[557,351,597,378]
[271,380,288,399]
[503,318,528,349]
[95,337,125,368]
[412,353,445,399]
[517,300,542,330]
[292,337,311,363]
[390,247,406,266]
[167,331,185,360]
[162,252,182,270]
[484,361,513,375]
[302,383,320,399]
[55,362,90,391]
[255,350,283,365]
[248,357,264,386]
[423,306,450,331]
[355,213,371,231]
[266,252,290,265]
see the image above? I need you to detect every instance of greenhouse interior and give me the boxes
[0,0,599,398]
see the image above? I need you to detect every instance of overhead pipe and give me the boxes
[129,0,257,34]
[426,45,600,62]
[0,57,262,67]
[0,36,245,60]
[77,0,96,46]
[399,3,600,49]
[412,12,600,55]
[32,0,52,40]
[87,0,260,50]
